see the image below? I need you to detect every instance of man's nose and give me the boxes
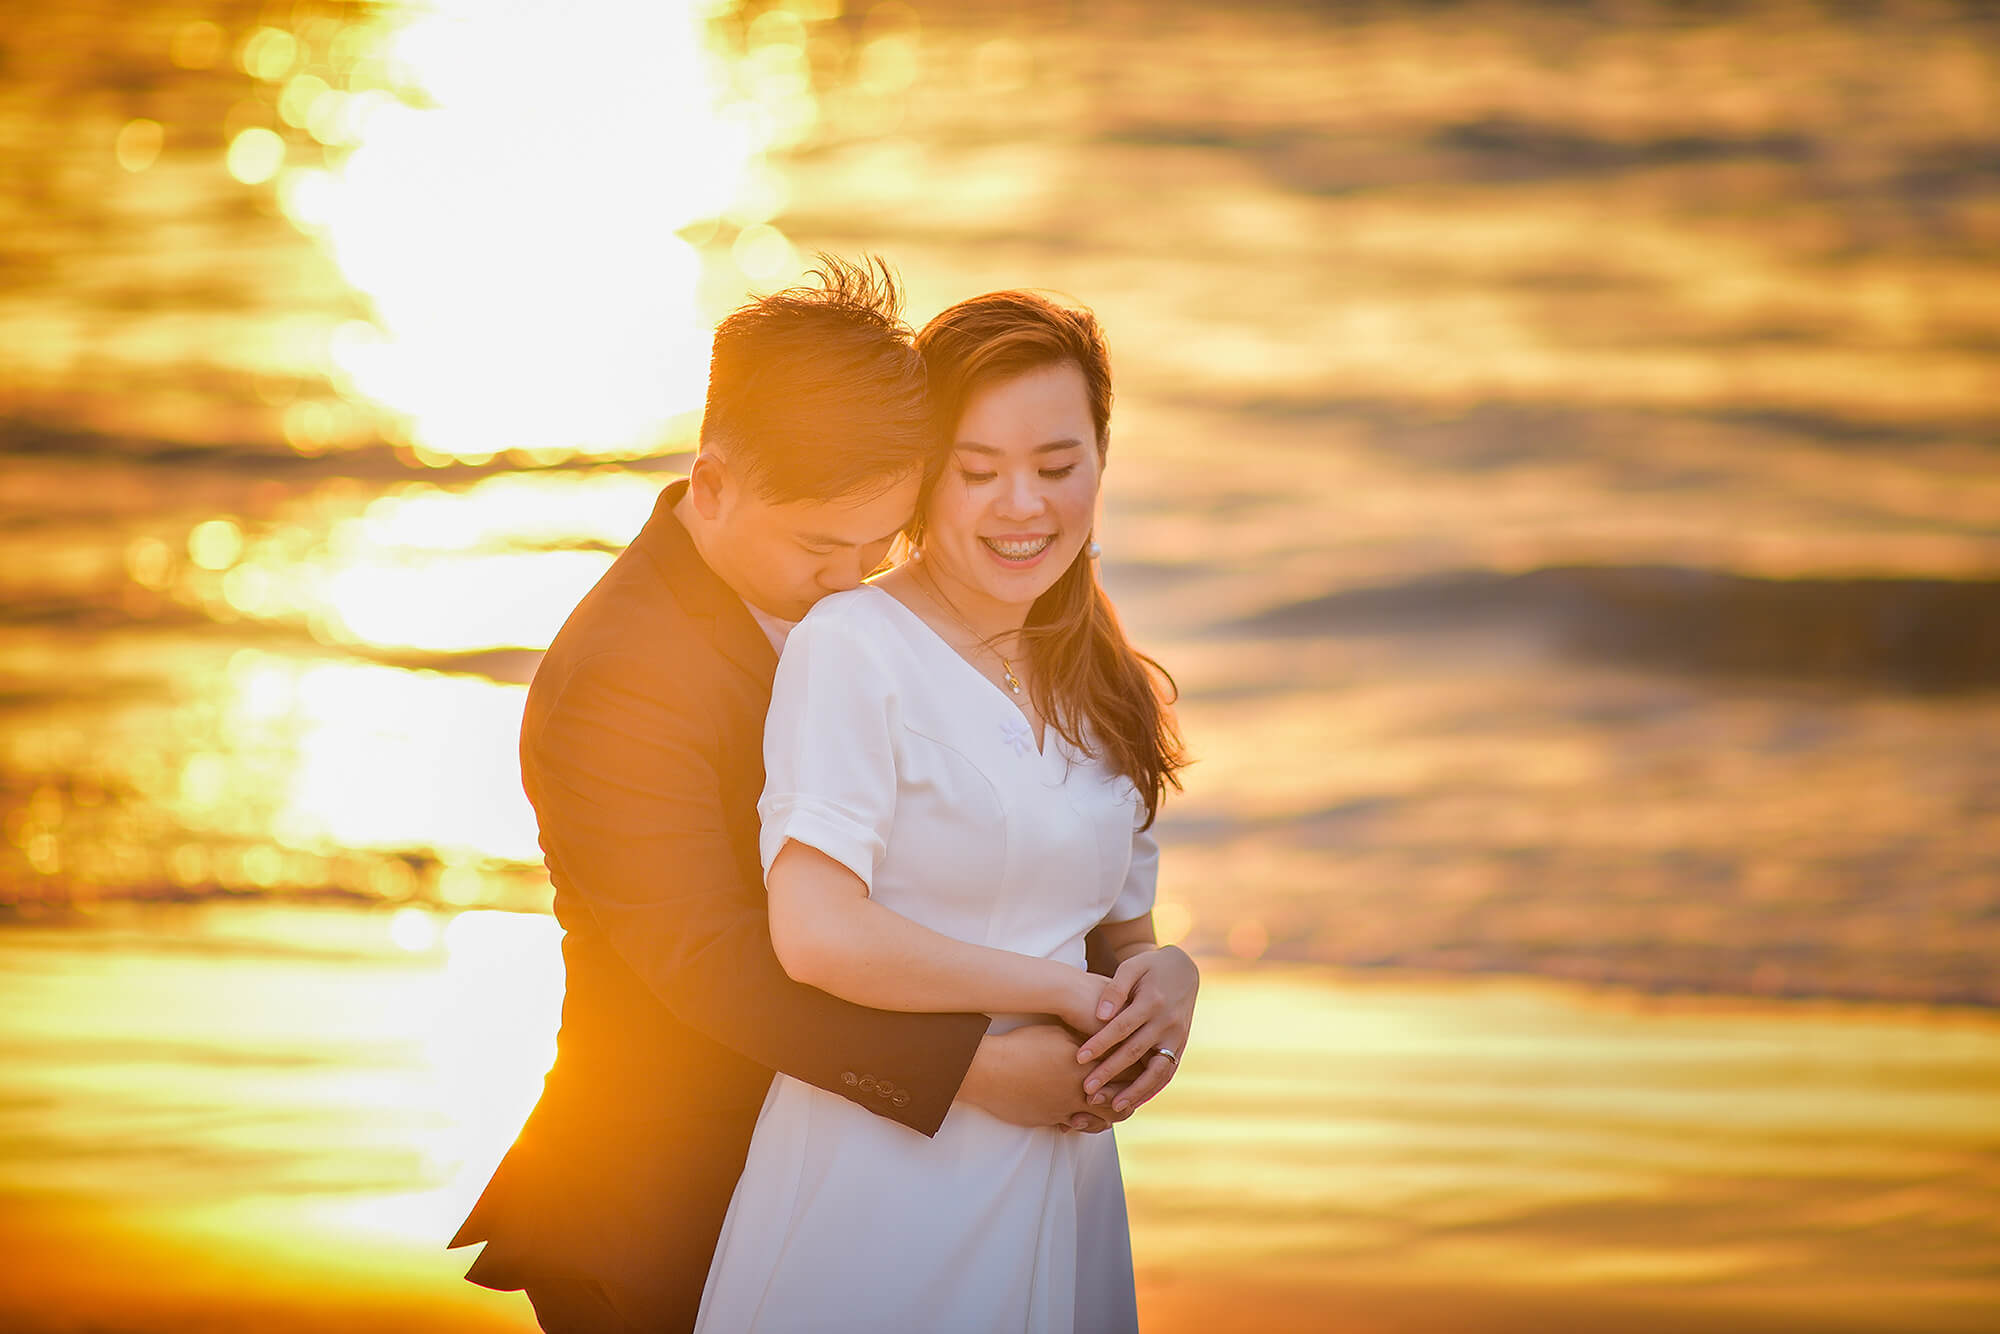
[819,555,866,592]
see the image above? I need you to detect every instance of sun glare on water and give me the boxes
[269,0,787,462]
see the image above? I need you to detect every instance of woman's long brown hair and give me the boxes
[912,291,1188,827]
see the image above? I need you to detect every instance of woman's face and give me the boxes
[921,361,1103,616]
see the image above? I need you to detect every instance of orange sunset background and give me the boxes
[1,1,1996,1331]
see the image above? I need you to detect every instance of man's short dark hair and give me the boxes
[699,254,933,502]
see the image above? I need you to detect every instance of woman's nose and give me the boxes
[995,472,1044,519]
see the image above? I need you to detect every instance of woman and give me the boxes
[695,290,1194,1334]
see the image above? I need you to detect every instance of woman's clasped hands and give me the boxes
[1056,947,1199,1118]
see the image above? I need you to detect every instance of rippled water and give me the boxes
[4,904,1995,1332]
[3,0,1998,1004]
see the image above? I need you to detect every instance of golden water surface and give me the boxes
[2,1,1997,1328]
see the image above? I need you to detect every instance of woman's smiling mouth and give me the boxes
[981,535,1055,562]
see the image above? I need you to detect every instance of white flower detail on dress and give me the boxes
[999,715,1036,756]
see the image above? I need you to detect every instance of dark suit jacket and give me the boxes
[449,480,990,1331]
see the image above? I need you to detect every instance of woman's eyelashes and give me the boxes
[954,465,1078,484]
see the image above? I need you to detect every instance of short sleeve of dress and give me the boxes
[1106,816,1159,923]
[758,601,898,893]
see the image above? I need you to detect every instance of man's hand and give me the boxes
[1076,944,1199,1116]
[958,1023,1129,1133]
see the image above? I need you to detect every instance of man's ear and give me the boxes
[687,452,728,520]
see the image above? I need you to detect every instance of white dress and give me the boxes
[694,584,1156,1334]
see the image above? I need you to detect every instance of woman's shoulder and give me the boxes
[797,584,885,624]
[791,584,902,640]
[782,585,915,668]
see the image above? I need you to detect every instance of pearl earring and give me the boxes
[1086,540,1102,560]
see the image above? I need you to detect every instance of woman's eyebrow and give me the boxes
[953,439,1086,455]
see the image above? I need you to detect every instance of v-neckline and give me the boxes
[860,583,1049,757]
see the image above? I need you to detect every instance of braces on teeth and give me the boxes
[986,537,1052,558]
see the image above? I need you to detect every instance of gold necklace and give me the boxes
[916,565,1024,697]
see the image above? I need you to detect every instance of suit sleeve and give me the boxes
[528,647,987,1137]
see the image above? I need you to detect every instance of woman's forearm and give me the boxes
[768,840,1090,1021]
[789,894,1082,1016]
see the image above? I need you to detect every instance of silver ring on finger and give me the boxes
[1152,1045,1179,1066]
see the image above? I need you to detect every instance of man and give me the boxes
[450,259,1154,1333]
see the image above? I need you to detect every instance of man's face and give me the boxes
[697,456,922,622]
